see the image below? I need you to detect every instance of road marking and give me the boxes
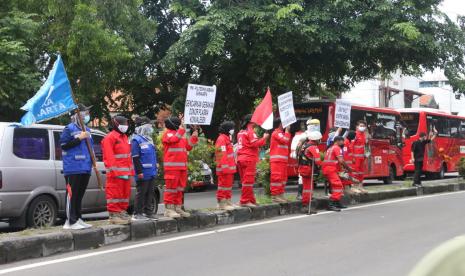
[1,190,464,274]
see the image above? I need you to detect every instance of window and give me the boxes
[460,121,465,138]
[13,128,50,160]
[401,113,419,136]
[53,131,63,160]
[92,134,104,162]
[420,81,440,88]
[372,113,397,141]
[429,115,450,137]
[294,103,329,134]
[450,120,461,138]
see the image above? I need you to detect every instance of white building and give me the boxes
[418,69,465,115]
[340,70,422,108]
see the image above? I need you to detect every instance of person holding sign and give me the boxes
[270,118,291,203]
[60,103,94,230]
[352,121,369,193]
[162,116,198,218]
[215,121,237,211]
[237,114,269,207]
[102,115,134,224]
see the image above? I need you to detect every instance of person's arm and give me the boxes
[274,131,291,144]
[249,130,267,147]
[335,147,351,171]
[102,135,117,177]
[163,128,186,144]
[131,139,143,178]
[410,142,416,163]
[60,126,88,150]
[186,130,198,151]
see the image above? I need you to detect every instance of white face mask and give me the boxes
[118,125,129,133]
[358,126,366,132]
[229,129,234,135]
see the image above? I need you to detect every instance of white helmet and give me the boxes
[308,131,322,141]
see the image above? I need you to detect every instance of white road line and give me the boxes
[1,190,464,274]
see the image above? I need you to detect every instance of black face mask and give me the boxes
[338,144,344,148]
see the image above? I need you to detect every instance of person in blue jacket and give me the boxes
[131,116,158,221]
[60,104,94,230]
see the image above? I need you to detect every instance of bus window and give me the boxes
[294,104,329,134]
[450,119,461,138]
[460,121,465,139]
[432,116,450,137]
[400,113,419,137]
[372,113,397,142]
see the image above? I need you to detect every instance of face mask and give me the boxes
[339,143,344,148]
[83,115,91,124]
[358,126,366,132]
[229,129,234,135]
[118,125,129,133]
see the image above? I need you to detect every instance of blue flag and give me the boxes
[21,55,77,125]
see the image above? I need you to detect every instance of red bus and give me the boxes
[399,108,465,179]
[289,100,404,183]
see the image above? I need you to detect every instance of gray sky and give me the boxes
[441,0,465,20]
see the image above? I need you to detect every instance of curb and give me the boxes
[0,179,463,264]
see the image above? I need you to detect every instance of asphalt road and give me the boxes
[2,190,464,276]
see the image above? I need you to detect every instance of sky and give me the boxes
[441,0,465,21]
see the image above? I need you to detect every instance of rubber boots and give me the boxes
[175,205,191,217]
[109,212,130,224]
[218,199,235,211]
[164,204,181,218]
[272,195,287,203]
[327,200,341,212]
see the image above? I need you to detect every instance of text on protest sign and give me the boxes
[184,84,217,125]
[278,91,297,128]
[334,99,351,128]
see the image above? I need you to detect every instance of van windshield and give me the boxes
[294,103,329,134]
[400,113,420,136]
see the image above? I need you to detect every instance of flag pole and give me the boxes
[70,91,103,191]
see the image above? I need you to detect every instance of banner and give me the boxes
[184,84,216,125]
[277,91,296,128]
[334,99,351,128]
[20,55,77,125]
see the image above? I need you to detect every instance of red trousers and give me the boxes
[164,170,187,205]
[353,158,366,183]
[106,177,131,213]
[270,162,287,196]
[298,165,313,204]
[217,174,234,200]
[237,160,257,204]
[323,168,343,201]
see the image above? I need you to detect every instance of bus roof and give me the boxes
[397,108,465,120]
[297,100,399,115]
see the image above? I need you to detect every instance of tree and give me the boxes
[159,0,465,125]
[0,2,41,120]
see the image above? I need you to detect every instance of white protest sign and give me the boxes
[278,91,297,128]
[334,99,351,128]
[184,84,216,125]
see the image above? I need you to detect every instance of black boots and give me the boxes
[335,201,348,209]
[296,184,303,200]
[327,200,341,212]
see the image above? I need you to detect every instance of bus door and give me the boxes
[368,113,397,177]
[425,115,442,172]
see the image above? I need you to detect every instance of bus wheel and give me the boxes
[436,164,446,180]
[383,165,395,184]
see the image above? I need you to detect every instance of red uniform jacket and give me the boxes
[237,126,266,163]
[322,144,343,172]
[162,128,198,171]
[352,131,366,159]
[303,144,322,167]
[215,134,236,175]
[270,129,291,163]
[343,138,354,165]
[102,130,134,178]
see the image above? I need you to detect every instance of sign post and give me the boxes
[334,99,352,128]
[184,84,217,125]
[278,91,297,128]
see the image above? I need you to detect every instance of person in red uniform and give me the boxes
[352,121,369,193]
[215,121,237,211]
[322,136,352,211]
[297,131,322,214]
[162,116,198,218]
[237,114,269,207]
[102,115,134,224]
[270,118,291,203]
[341,130,362,194]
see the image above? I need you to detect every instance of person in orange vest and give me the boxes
[297,131,322,214]
[237,114,269,207]
[322,136,352,211]
[352,121,369,193]
[162,116,198,218]
[270,118,291,203]
[102,115,134,224]
[215,121,237,211]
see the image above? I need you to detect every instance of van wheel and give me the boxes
[437,164,446,180]
[383,165,395,184]
[26,195,57,228]
[150,186,161,215]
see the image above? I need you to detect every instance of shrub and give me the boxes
[256,152,271,195]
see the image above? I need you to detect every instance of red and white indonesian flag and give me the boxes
[251,88,273,130]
